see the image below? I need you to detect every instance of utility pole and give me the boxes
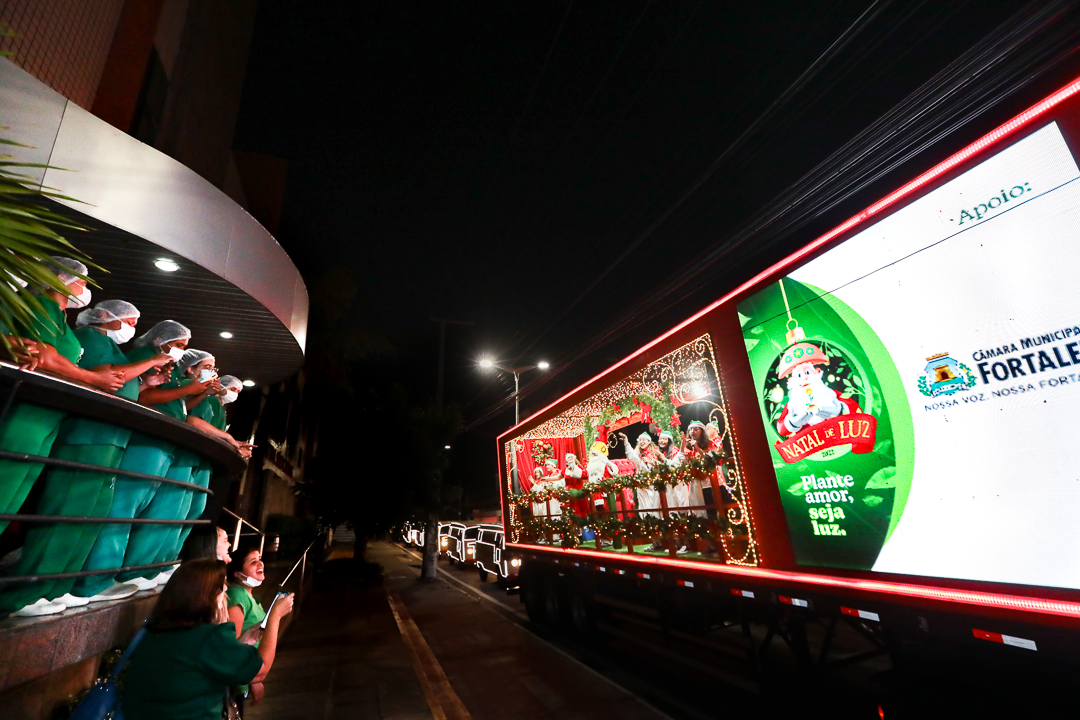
[424,318,472,581]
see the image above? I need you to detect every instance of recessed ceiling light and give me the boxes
[155,258,180,272]
[444,445,451,450]
[242,380,256,387]
[219,331,233,339]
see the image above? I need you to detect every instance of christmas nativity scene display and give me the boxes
[503,334,759,566]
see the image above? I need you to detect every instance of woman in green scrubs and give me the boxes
[0,300,172,615]
[71,320,200,599]
[0,259,127,616]
[120,559,293,720]
[113,329,218,591]
[165,370,250,565]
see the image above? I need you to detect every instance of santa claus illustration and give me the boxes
[776,342,860,438]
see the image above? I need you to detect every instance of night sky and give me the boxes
[234,0,1029,504]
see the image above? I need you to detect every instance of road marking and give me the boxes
[386,588,473,720]
[397,544,678,720]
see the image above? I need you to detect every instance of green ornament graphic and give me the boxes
[738,278,914,570]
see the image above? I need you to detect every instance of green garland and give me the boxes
[584,380,683,449]
[517,513,733,543]
[511,452,728,507]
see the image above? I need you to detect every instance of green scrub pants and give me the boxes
[0,445,122,611]
[0,403,64,535]
[170,462,212,561]
[117,449,198,583]
[72,442,173,598]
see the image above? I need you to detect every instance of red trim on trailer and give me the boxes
[497,74,1080,442]
[508,542,1080,619]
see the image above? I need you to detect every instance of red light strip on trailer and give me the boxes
[507,542,1080,619]
[497,74,1080,441]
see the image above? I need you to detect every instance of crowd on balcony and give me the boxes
[0,256,256,617]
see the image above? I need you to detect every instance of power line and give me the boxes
[463,0,1080,433]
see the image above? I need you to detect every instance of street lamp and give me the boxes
[479,359,549,424]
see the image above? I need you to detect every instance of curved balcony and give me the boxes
[0,56,307,386]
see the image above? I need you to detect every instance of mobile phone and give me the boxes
[260,592,288,629]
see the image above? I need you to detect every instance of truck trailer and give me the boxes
[495,70,1080,688]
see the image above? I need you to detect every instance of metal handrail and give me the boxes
[0,514,210,525]
[220,507,265,554]
[0,560,183,585]
[0,363,239,589]
[0,451,212,493]
[276,535,323,596]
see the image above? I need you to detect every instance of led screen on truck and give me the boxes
[738,122,1080,588]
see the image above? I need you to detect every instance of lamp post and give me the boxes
[479,359,549,425]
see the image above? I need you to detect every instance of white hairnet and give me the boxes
[178,349,214,372]
[75,299,141,328]
[219,375,242,390]
[46,256,88,285]
[133,320,190,348]
[96,299,139,320]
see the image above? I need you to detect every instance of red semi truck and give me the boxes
[495,73,1080,677]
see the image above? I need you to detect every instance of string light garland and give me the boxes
[503,333,759,566]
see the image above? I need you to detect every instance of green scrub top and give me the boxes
[56,326,138,448]
[189,395,226,431]
[127,347,189,420]
[225,583,266,635]
[225,583,266,695]
[76,326,139,400]
[121,623,263,720]
[157,366,189,421]
[14,295,82,363]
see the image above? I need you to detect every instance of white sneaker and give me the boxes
[155,565,178,585]
[86,582,140,603]
[11,598,66,617]
[676,545,689,555]
[127,576,160,591]
[53,593,90,608]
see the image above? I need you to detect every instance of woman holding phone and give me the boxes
[226,545,282,706]
[120,558,293,720]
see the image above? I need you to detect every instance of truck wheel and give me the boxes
[543,581,566,629]
[569,584,596,636]
[524,577,546,624]
[478,568,489,583]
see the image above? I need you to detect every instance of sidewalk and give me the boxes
[247,540,669,720]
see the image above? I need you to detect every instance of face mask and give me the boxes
[222,390,239,404]
[106,324,136,345]
[166,346,185,362]
[68,286,92,309]
[240,573,262,588]
[198,367,216,383]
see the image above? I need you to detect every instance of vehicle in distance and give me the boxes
[474,526,521,585]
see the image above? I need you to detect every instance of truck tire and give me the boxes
[524,577,546,624]
[543,580,567,629]
[569,583,596,636]
[478,567,490,583]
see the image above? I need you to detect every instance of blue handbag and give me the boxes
[70,627,147,720]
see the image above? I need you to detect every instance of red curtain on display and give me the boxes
[513,436,586,492]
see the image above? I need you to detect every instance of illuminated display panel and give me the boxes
[739,121,1080,589]
[502,334,759,566]
[499,75,1080,617]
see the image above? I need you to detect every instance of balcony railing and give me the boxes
[0,362,246,585]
